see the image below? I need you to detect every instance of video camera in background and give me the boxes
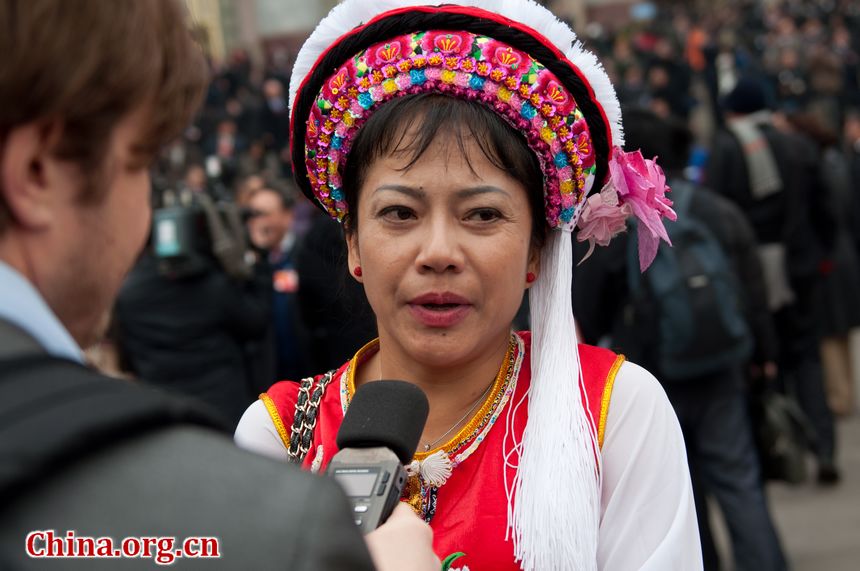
[151,189,257,281]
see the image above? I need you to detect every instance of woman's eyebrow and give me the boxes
[372,184,510,199]
[373,184,427,199]
[456,185,511,199]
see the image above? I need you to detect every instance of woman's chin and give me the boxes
[398,327,476,364]
[394,321,505,369]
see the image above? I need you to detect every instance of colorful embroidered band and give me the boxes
[303,30,596,231]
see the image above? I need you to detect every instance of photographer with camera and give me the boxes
[115,182,270,428]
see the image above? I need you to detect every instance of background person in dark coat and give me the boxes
[847,110,860,261]
[574,109,786,571]
[117,242,271,429]
[784,112,860,417]
[707,77,840,483]
[246,184,311,382]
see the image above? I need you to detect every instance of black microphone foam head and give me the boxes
[336,380,429,465]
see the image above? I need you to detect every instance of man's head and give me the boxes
[623,108,692,176]
[247,187,295,252]
[844,109,860,147]
[722,77,770,118]
[184,164,208,193]
[217,119,238,137]
[263,79,284,100]
[0,0,207,347]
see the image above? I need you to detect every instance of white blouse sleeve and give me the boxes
[234,400,291,462]
[597,361,703,570]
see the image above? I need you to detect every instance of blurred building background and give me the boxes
[183,0,666,68]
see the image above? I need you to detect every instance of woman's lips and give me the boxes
[407,292,472,328]
[407,303,472,328]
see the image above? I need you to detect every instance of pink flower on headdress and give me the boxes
[367,36,412,68]
[535,72,575,117]
[321,60,356,101]
[607,147,676,271]
[421,31,474,58]
[480,40,530,77]
[575,131,596,170]
[576,184,631,262]
[306,105,324,144]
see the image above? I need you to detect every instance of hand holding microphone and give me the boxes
[366,504,440,571]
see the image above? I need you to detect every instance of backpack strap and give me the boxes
[669,179,695,216]
[0,354,227,503]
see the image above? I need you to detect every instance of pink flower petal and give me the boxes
[607,147,676,271]
[637,223,660,272]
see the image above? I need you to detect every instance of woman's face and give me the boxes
[347,129,540,368]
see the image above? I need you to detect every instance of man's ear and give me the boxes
[345,226,362,283]
[0,122,68,231]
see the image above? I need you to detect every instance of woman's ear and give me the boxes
[345,227,363,283]
[525,242,541,289]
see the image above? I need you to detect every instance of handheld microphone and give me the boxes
[328,380,429,534]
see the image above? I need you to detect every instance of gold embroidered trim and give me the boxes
[414,337,515,460]
[345,337,381,399]
[260,392,290,450]
[598,354,625,449]
[344,335,516,460]
[402,474,425,516]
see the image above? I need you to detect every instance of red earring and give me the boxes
[526,272,536,283]
[354,266,363,277]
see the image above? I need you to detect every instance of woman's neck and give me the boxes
[354,330,512,451]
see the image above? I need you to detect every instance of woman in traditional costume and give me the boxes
[236,1,702,569]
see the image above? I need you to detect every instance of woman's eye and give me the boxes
[379,206,416,221]
[466,208,502,222]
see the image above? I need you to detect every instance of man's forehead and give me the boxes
[250,189,289,211]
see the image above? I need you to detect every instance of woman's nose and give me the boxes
[414,217,464,274]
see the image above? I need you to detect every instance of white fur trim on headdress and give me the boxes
[289,0,623,148]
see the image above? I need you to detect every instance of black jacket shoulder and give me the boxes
[0,426,374,570]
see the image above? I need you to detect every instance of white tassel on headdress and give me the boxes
[511,229,602,571]
[289,0,623,147]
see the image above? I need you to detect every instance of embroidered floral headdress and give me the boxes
[289,2,675,570]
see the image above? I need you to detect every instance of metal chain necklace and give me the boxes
[375,345,495,452]
[419,379,495,451]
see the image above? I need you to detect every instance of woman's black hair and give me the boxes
[342,93,547,250]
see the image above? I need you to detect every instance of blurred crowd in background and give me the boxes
[85,2,860,569]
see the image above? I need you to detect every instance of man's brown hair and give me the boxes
[0,0,208,231]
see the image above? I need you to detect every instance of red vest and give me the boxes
[262,332,623,569]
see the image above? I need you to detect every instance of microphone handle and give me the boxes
[328,447,409,534]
